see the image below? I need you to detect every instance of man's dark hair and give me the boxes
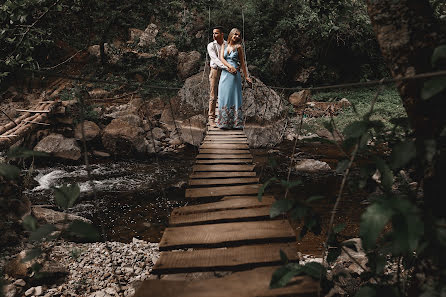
[213,26,225,33]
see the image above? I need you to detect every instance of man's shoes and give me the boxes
[209,119,216,127]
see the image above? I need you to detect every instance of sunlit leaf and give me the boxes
[360,201,394,250]
[0,163,20,179]
[301,262,326,279]
[68,221,100,241]
[53,184,80,210]
[270,199,294,218]
[421,76,446,100]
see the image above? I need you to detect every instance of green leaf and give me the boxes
[336,159,349,174]
[390,140,416,169]
[431,45,446,67]
[343,121,368,139]
[374,158,393,192]
[0,163,20,179]
[258,177,277,201]
[68,221,100,241]
[7,147,49,159]
[270,199,294,218]
[306,195,324,204]
[29,224,56,242]
[333,223,346,234]
[301,262,326,279]
[360,200,394,250]
[270,264,301,289]
[421,76,446,100]
[53,184,80,210]
[279,249,289,264]
[290,204,308,221]
[22,248,42,262]
[23,215,37,231]
[355,286,377,297]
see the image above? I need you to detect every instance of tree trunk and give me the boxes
[366,0,446,140]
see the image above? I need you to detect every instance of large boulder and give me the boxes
[174,69,287,147]
[74,121,101,141]
[289,89,311,107]
[102,119,148,155]
[177,51,202,80]
[34,134,81,160]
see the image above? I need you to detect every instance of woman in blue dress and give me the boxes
[216,28,252,129]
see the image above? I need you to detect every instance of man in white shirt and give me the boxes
[207,26,236,126]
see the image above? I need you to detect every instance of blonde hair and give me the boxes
[227,28,242,46]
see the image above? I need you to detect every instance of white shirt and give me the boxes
[207,40,228,70]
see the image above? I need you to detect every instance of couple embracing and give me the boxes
[207,26,252,129]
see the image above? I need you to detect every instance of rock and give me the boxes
[158,44,178,59]
[87,45,101,57]
[93,150,111,158]
[295,159,331,172]
[143,97,165,118]
[178,114,206,146]
[117,114,142,127]
[74,121,101,141]
[289,90,311,106]
[102,119,147,155]
[169,138,182,146]
[138,24,159,47]
[3,284,17,297]
[34,286,43,296]
[129,28,144,43]
[176,70,286,147]
[315,128,343,142]
[150,127,165,140]
[339,98,351,108]
[177,51,201,80]
[13,279,26,287]
[25,287,35,296]
[4,251,33,278]
[88,89,110,98]
[32,206,91,228]
[34,134,81,161]
[337,238,367,274]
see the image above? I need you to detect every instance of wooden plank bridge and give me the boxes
[135,126,318,297]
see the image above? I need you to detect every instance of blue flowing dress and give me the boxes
[216,45,243,129]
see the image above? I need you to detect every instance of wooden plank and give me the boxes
[169,206,271,226]
[200,149,251,154]
[197,154,252,159]
[189,177,259,186]
[193,164,254,172]
[195,159,252,164]
[152,243,299,274]
[172,196,275,216]
[134,267,318,297]
[203,140,248,144]
[200,143,249,149]
[207,131,245,135]
[185,184,260,198]
[190,171,256,179]
[205,136,248,140]
[159,220,296,251]
[16,109,50,113]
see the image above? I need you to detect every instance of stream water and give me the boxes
[25,140,365,255]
